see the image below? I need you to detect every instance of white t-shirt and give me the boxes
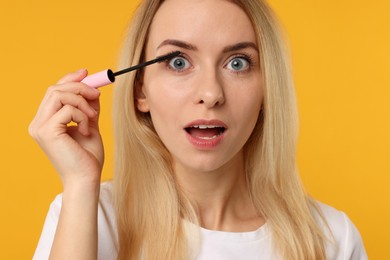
[33,182,368,260]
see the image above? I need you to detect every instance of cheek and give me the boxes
[229,78,263,116]
[145,83,187,117]
[147,94,177,146]
[246,76,263,110]
[231,81,263,137]
[143,77,190,139]
[147,91,175,125]
[143,69,196,116]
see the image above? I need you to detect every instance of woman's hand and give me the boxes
[30,69,104,259]
[29,69,104,190]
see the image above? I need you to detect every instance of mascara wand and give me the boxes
[81,51,181,88]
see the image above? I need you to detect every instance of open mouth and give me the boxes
[184,125,226,140]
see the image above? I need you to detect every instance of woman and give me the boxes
[30,0,367,259]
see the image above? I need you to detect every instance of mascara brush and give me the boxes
[81,51,181,88]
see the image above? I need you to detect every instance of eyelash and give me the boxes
[164,53,191,73]
[163,52,256,74]
[227,53,256,74]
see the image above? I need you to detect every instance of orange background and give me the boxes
[1,0,389,258]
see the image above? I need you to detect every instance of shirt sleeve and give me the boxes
[342,212,368,260]
[32,182,117,260]
[33,194,62,260]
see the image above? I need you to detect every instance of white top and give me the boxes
[33,182,368,260]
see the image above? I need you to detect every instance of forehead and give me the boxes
[147,0,256,49]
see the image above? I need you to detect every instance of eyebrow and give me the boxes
[222,42,258,53]
[157,39,198,51]
[156,39,258,53]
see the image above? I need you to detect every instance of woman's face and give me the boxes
[137,0,263,173]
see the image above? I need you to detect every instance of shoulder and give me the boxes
[96,181,118,257]
[96,181,116,230]
[98,181,115,214]
[312,201,368,260]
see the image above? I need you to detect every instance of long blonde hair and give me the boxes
[113,0,332,259]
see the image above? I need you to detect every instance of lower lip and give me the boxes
[184,130,226,150]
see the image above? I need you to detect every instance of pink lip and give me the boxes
[184,119,228,150]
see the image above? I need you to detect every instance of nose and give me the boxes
[194,69,225,108]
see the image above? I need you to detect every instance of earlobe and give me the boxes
[135,76,150,113]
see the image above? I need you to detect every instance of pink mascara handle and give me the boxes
[81,69,115,88]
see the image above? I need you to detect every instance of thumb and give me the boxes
[57,69,88,84]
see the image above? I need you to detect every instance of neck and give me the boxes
[174,151,264,232]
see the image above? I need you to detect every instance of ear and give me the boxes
[135,73,150,113]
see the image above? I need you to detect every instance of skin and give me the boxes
[29,69,102,259]
[137,0,265,231]
[29,0,265,258]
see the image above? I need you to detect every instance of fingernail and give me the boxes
[76,68,87,73]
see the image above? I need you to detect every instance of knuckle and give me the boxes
[46,86,62,100]
[29,122,45,141]
[47,85,57,94]
[75,95,85,105]
[28,122,36,137]
[49,89,61,100]
[35,127,48,141]
[62,104,73,112]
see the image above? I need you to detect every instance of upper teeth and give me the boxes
[192,125,221,129]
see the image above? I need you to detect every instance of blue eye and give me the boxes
[168,57,190,71]
[226,57,250,72]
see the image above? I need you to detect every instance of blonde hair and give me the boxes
[113,0,332,259]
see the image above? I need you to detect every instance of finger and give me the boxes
[34,82,100,120]
[57,69,88,84]
[48,81,101,101]
[37,91,98,125]
[30,85,101,138]
[51,105,91,136]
